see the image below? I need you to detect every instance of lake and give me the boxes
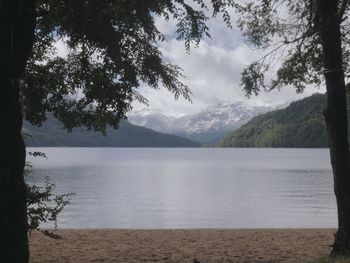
[26,148,337,229]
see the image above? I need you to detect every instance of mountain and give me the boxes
[172,102,272,145]
[127,111,176,134]
[219,93,350,148]
[128,102,272,145]
[24,115,201,147]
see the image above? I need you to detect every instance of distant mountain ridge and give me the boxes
[128,102,272,145]
[126,112,176,134]
[219,93,350,148]
[24,115,201,147]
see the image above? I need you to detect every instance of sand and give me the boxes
[29,229,335,263]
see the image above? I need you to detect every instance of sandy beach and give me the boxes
[29,229,335,262]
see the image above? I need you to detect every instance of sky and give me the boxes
[131,8,325,117]
[54,4,325,117]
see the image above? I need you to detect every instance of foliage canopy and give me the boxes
[236,0,349,95]
[24,0,235,132]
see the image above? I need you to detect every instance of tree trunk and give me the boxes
[0,1,36,262]
[319,0,350,256]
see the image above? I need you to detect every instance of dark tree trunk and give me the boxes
[319,0,350,256]
[0,1,36,262]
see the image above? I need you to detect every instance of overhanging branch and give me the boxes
[339,0,348,20]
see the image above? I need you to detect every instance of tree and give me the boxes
[0,1,233,262]
[236,0,350,256]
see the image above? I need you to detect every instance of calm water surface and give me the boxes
[26,148,336,228]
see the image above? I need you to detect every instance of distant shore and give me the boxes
[29,229,335,263]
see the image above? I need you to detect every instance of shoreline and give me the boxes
[30,228,335,262]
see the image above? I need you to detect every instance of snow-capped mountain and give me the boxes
[128,102,272,145]
[127,112,176,134]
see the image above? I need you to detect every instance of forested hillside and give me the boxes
[219,94,350,148]
[24,116,201,147]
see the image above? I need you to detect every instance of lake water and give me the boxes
[26,148,337,229]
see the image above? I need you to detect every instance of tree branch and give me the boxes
[313,0,320,31]
[338,0,348,20]
[255,29,316,63]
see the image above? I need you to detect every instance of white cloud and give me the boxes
[54,39,69,58]
[132,15,325,116]
[53,9,325,116]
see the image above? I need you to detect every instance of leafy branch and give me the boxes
[25,151,74,239]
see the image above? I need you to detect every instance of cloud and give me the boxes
[52,9,325,116]
[132,15,324,116]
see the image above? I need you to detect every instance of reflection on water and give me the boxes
[26,148,336,228]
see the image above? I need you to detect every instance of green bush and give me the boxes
[25,151,73,239]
